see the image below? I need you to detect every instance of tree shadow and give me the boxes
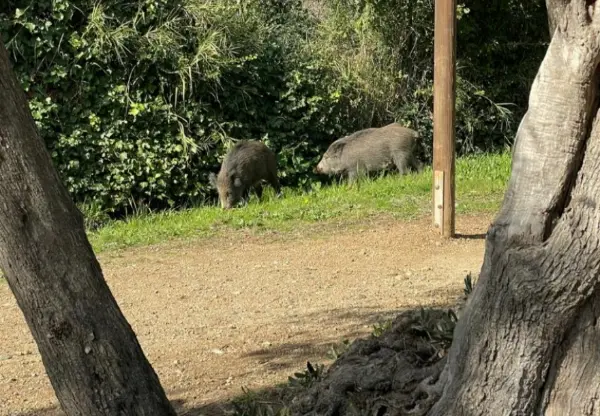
[173,398,231,416]
[169,303,462,415]
[454,233,487,240]
[11,303,461,416]
[13,407,63,416]
[281,305,401,326]
[11,400,229,416]
[234,306,406,372]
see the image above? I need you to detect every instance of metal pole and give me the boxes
[433,0,456,238]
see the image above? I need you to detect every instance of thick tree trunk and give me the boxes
[546,0,569,36]
[0,43,176,415]
[287,2,600,415]
[429,1,600,414]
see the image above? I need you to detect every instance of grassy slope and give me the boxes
[89,152,511,253]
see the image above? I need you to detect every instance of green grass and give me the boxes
[88,152,512,253]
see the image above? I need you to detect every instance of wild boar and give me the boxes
[314,123,421,181]
[209,140,280,209]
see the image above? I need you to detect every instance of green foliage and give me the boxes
[314,0,547,161]
[88,152,511,252]
[464,272,474,296]
[410,308,458,353]
[1,0,336,215]
[370,309,459,355]
[228,361,327,415]
[371,319,393,338]
[1,0,544,217]
[230,387,291,416]
[327,339,352,360]
[77,199,112,231]
[288,361,326,388]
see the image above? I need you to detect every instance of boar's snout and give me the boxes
[314,161,325,174]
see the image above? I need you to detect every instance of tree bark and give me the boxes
[0,42,176,415]
[285,2,600,415]
[546,0,570,37]
[429,1,600,414]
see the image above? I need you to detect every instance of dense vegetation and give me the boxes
[1,0,547,219]
[89,152,511,252]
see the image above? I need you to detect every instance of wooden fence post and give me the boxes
[432,0,457,238]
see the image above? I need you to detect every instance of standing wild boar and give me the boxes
[209,140,280,209]
[314,123,421,181]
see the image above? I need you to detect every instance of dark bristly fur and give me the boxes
[209,140,280,209]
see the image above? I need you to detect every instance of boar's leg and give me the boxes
[411,158,424,173]
[268,172,281,196]
[392,153,411,175]
[253,182,264,200]
[347,169,359,184]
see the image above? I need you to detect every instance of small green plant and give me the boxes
[464,272,474,296]
[410,308,458,353]
[77,200,113,231]
[327,339,351,360]
[228,360,330,416]
[288,361,326,388]
[372,319,393,338]
[229,387,291,416]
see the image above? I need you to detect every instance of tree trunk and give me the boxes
[282,2,600,415]
[546,0,569,36]
[0,43,176,415]
[429,1,600,414]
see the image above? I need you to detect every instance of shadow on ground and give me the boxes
[238,306,404,371]
[12,303,461,416]
[454,232,487,240]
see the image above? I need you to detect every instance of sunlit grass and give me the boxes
[88,152,511,253]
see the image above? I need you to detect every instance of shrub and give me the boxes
[1,0,548,218]
[311,0,548,161]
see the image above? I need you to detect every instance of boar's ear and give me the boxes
[233,177,243,188]
[328,140,346,155]
[208,172,217,188]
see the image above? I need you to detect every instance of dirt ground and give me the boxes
[0,213,492,416]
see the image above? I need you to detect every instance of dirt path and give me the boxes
[0,213,491,416]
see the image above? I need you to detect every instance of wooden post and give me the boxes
[433,0,456,238]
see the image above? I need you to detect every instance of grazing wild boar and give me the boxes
[209,140,280,209]
[314,123,421,181]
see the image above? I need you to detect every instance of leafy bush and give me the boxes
[313,0,548,161]
[1,0,548,218]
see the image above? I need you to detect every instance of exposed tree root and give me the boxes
[290,309,456,416]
